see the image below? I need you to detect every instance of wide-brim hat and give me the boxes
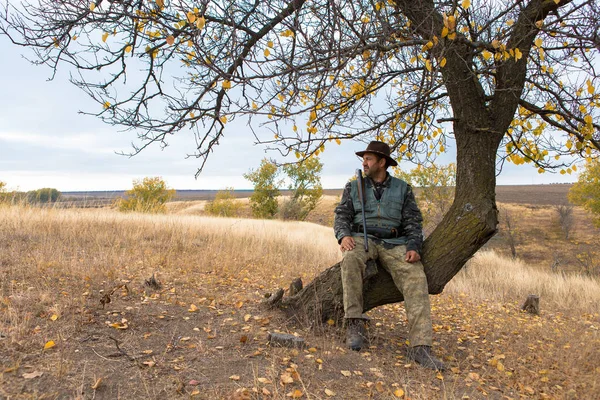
[355,141,398,167]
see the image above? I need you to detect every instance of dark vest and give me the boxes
[350,176,408,245]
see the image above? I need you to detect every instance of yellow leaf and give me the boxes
[514,48,522,61]
[196,16,206,30]
[447,32,456,40]
[102,32,109,42]
[125,45,132,53]
[220,115,227,124]
[291,389,303,398]
[461,0,470,8]
[50,314,58,321]
[440,57,447,68]
[482,50,492,60]
[222,80,231,89]
[267,40,274,48]
[188,304,198,312]
[89,3,96,12]
[103,101,111,109]
[327,318,335,325]
[393,388,405,397]
[425,60,432,72]
[535,38,543,47]
[341,370,351,377]
[155,0,164,8]
[264,48,270,57]
[44,340,56,350]
[166,35,175,45]
[584,115,593,125]
[441,26,448,38]
[187,11,196,23]
[325,388,336,397]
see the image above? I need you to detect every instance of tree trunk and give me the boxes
[268,127,501,323]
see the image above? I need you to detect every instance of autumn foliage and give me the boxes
[117,176,175,213]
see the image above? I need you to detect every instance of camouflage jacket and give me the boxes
[334,173,424,253]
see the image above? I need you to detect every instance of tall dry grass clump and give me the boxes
[446,250,600,313]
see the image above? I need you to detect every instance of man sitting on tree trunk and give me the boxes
[333,141,446,371]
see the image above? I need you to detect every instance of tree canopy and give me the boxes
[1,0,598,177]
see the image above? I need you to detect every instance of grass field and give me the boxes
[1,198,599,399]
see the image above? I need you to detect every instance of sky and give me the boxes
[0,36,580,192]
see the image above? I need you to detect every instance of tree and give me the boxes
[568,160,600,226]
[395,163,455,233]
[118,177,175,213]
[204,187,243,217]
[280,157,323,221]
[244,159,280,219]
[2,0,599,321]
[27,188,61,203]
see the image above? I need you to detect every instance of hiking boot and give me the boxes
[406,345,446,371]
[345,318,366,351]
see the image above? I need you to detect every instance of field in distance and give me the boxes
[61,184,574,206]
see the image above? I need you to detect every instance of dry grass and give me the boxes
[447,251,600,314]
[1,204,599,399]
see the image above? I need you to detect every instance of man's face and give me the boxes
[362,153,386,178]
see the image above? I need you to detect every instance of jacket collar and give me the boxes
[366,172,391,187]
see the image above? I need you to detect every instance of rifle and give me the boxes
[356,169,369,253]
[356,169,378,280]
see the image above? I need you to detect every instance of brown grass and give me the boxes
[1,204,599,399]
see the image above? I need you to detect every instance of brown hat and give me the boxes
[355,141,398,167]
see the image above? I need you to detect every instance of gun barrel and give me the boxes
[356,169,369,253]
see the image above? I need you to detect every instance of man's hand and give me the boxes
[340,236,356,252]
[405,250,421,263]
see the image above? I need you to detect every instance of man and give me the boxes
[333,140,445,371]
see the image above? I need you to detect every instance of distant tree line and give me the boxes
[0,182,62,205]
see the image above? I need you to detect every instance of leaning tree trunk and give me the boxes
[267,127,502,324]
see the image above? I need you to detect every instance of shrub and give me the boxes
[117,177,175,213]
[280,157,323,221]
[204,187,243,217]
[244,159,281,219]
[568,160,600,227]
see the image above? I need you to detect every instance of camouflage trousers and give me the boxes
[341,237,433,347]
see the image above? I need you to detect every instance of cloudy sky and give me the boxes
[0,36,578,192]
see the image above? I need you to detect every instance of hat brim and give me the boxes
[355,150,398,167]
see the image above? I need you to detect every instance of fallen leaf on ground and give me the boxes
[393,388,405,397]
[280,373,294,384]
[23,371,44,379]
[189,380,200,386]
[230,375,240,380]
[341,370,351,377]
[188,304,198,312]
[43,340,56,350]
[91,377,102,389]
[325,388,336,396]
